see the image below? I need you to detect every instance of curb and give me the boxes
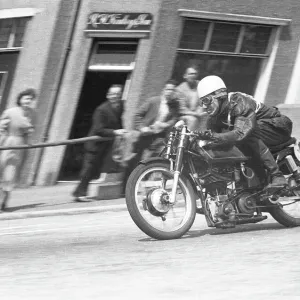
[0,204,128,221]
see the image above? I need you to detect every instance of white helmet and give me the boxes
[197,75,226,99]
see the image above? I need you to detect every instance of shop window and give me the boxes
[209,23,240,52]
[0,71,8,101]
[178,19,273,56]
[240,25,272,54]
[14,18,30,47]
[0,17,30,49]
[0,19,13,48]
[179,20,209,50]
[172,52,261,95]
[89,41,137,71]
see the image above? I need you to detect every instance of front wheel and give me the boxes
[125,161,196,240]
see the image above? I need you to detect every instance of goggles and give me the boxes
[199,95,214,107]
[199,89,227,107]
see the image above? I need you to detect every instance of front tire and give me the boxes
[125,161,196,240]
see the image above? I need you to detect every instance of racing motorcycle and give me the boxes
[125,121,300,240]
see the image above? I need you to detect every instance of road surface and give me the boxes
[1,211,299,300]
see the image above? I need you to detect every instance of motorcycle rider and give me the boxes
[196,75,293,188]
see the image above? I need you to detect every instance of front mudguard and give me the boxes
[139,156,171,167]
[138,156,200,208]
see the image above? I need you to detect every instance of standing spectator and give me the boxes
[72,84,127,201]
[0,88,37,211]
[123,79,181,190]
[177,66,207,130]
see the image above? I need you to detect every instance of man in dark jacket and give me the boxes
[122,79,181,191]
[72,84,127,201]
[196,75,292,188]
[135,79,180,135]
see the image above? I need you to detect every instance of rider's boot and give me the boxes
[261,148,287,188]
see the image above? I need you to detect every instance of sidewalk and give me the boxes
[0,183,127,221]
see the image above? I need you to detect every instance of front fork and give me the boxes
[169,126,189,204]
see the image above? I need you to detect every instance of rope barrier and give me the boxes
[0,136,113,150]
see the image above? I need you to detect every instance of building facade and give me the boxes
[0,0,300,186]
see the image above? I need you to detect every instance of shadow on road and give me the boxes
[139,222,287,242]
[184,222,286,239]
[5,203,45,212]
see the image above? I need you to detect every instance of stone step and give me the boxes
[96,172,123,183]
[58,173,124,200]
[96,172,123,200]
[96,181,123,200]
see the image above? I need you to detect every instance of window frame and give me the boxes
[177,10,290,103]
[0,17,30,52]
[178,18,276,58]
[88,40,138,71]
[0,71,8,102]
[178,9,291,26]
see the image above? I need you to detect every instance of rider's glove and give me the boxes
[195,130,214,140]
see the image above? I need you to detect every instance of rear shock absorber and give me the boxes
[285,155,300,184]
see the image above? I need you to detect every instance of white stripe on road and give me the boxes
[0,216,114,231]
[0,223,51,231]
[0,213,129,236]
[0,224,116,236]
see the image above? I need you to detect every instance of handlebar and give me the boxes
[175,128,212,139]
[172,122,213,140]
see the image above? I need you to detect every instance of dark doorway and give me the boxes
[58,71,128,181]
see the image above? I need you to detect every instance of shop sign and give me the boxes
[87,12,153,31]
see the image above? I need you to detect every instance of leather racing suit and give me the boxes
[205,92,292,186]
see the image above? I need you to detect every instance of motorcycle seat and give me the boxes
[270,137,296,154]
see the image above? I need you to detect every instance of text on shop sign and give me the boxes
[87,13,153,31]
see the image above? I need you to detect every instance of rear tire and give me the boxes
[125,161,197,240]
[269,175,300,227]
[270,207,300,227]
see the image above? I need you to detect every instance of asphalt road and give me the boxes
[1,211,300,300]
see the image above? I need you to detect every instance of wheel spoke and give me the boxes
[134,167,192,232]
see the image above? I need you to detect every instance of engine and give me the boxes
[192,156,236,183]
[192,156,258,225]
[205,191,257,228]
[236,192,256,215]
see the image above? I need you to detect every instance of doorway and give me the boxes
[58,71,128,181]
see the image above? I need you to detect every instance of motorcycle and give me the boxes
[125,121,300,240]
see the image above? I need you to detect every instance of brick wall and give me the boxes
[35,0,162,185]
[19,0,81,186]
[1,0,62,108]
[138,0,182,104]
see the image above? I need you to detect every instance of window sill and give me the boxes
[178,9,291,26]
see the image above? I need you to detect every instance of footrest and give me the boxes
[264,184,285,194]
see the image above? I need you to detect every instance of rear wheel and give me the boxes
[269,175,300,227]
[125,161,196,240]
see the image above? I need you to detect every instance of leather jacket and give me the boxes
[207,92,282,146]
